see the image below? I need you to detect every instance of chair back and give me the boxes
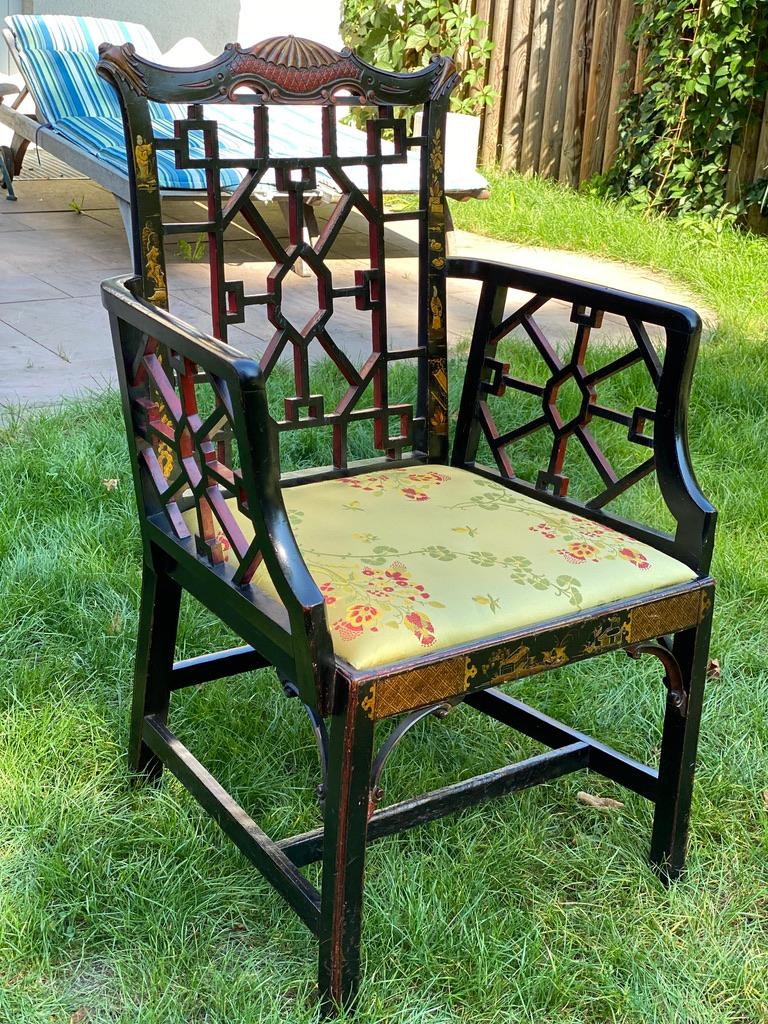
[98,37,457,473]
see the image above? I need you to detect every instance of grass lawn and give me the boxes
[1,173,768,1023]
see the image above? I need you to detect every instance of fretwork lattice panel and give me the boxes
[156,102,427,468]
[132,333,261,584]
[475,294,669,519]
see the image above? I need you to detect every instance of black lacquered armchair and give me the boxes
[97,35,716,1013]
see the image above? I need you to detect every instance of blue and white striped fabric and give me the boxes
[5,14,253,192]
[5,14,488,196]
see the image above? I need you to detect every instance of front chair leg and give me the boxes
[318,684,376,1014]
[650,610,713,881]
[128,557,182,780]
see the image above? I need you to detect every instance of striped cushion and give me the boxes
[6,15,162,123]
[5,14,487,196]
[53,116,250,192]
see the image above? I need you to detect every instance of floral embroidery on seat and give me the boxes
[529,521,557,539]
[558,541,601,564]
[618,547,651,569]
[339,474,390,494]
[334,604,380,641]
[317,559,438,650]
[339,470,450,502]
[404,611,436,647]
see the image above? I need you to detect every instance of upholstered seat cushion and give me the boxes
[183,467,696,671]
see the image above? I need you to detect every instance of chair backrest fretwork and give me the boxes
[97,38,458,473]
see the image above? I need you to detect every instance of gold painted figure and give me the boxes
[134,134,157,192]
[142,225,167,305]
[430,286,443,331]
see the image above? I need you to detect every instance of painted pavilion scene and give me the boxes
[0,2,765,1022]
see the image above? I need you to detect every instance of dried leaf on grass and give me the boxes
[577,791,625,811]
[101,479,119,491]
[706,658,721,680]
[70,1010,88,1024]
[107,611,124,635]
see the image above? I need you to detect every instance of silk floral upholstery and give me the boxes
[183,467,695,671]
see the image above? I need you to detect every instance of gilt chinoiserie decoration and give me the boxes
[98,34,717,1015]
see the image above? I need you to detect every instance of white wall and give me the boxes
[17,0,241,52]
[12,0,343,55]
[1,1,23,74]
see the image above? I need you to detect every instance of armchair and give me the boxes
[97,35,716,1013]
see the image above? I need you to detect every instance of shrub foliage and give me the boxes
[609,0,768,220]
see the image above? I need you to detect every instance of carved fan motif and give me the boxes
[244,36,347,68]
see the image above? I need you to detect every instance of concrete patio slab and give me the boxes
[0,177,714,408]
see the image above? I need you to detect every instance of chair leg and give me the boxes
[10,133,29,177]
[128,559,182,780]
[650,611,713,881]
[318,686,376,1014]
[0,146,17,201]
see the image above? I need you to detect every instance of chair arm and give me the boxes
[447,257,701,335]
[446,257,716,574]
[101,276,335,707]
[0,82,20,102]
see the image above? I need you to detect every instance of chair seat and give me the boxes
[184,467,697,671]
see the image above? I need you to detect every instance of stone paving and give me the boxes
[0,176,714,407]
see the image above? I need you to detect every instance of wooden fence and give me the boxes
[473,0,641,184]
[471,0,768,208]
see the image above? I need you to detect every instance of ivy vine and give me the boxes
[608,0,768,221]
[341,0,494,115]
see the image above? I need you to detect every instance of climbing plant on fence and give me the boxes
[341,0,494,115]
[609,0,768,220]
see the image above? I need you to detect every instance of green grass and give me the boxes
[1,178,768,1022]
[448,170,768,336]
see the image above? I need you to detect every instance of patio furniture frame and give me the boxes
[0,22,487,264]
[98,34,717,1014]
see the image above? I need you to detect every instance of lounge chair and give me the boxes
[0,14,488,254]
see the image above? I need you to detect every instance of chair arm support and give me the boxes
[446,258,716,574]
[0,82,21,102]
[101,276,335,705]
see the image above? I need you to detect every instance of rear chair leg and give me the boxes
[129,558,182,780]
[318,685,376,1014]
[10,133,29,177]
[650,611,713,881]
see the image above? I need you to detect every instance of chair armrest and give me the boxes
[101,275,335,709]
[0,81,20,101]
[447,257,701,334]
[447,257,716,574]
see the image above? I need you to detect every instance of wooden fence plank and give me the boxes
[475,0,494,165]
[500,0,535,171]
[480,0,514,166]
[476,0,765,205]
[726,99,763,207]
[634,0,650,94]
[579,0,619,180]
[520,0,555,175]
[602,0,637,170]
[539,0,577,178]
[558,0,590,184]
[754,97,768,184]
[454,0,475,80]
